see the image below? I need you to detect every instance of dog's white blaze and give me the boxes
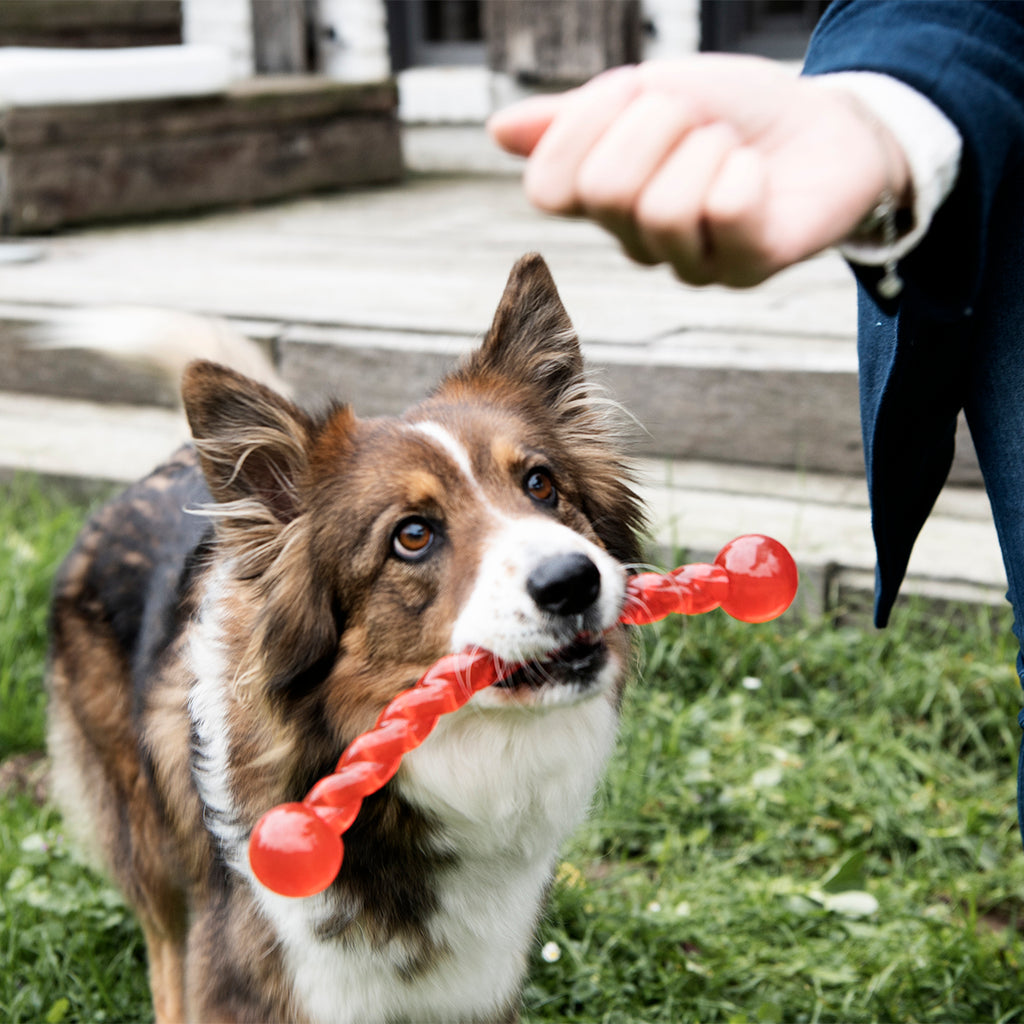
[410,420,509,519]
[410,420,477,484]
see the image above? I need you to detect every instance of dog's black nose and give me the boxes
[527,553,601,617]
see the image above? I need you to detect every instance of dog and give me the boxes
[46,253,646,1023]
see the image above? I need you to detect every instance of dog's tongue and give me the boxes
[249,535,798,899]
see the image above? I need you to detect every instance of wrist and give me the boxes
[824,86,914,236]
[809,71,962,280]
[822,87,911,298]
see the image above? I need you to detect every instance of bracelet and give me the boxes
[835,90,907,299]
[864,189,904,300]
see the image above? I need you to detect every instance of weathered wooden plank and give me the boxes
[0,0,181,48]
[0,79,399,150]
[2,113,401,233]
[0,77,402,233]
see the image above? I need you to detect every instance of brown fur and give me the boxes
[47,254,646,1023]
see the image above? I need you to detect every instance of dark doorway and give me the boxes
[701,0,830,60]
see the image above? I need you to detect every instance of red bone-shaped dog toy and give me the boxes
[249,534,798,897]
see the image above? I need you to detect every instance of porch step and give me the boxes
[0,390,1004,622]
[0,300,983,485]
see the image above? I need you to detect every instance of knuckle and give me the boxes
[634,187,682,235]
[523,165,575,214]
[576,159,635,215]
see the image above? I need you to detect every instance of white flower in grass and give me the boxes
[541,941,561,963]
[821,890,879,918]
[751,764,784,789]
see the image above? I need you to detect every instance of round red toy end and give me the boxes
[715,534,798,623]
[249,802,343,898]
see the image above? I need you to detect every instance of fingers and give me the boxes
[702,147,776,287]
[486,94,566,158]
[521,67,644,214]
[629,122,749,282]
[490,67,774,284]
[639,143,777,288]
[489,59,807,287]
[572,91,700,262]
[572,110,773,288]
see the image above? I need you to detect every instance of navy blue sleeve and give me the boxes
[803,0,1024,320]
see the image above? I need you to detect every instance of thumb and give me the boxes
[487,94,567,156]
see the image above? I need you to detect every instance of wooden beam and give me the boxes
[0,78,401,234]
[0,1,182,48]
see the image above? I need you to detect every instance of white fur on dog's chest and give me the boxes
[191,555,623,1023]
[277,698,618,1024]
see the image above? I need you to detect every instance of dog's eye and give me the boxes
[524,468,557,507]
[393,517,435,560]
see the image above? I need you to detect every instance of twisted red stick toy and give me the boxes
[249,534,797,897]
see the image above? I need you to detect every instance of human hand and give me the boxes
[487,56,911,287]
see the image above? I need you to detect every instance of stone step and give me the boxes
[636,458,1006,621]
[0,300,983,485]
[0,390,1005,621]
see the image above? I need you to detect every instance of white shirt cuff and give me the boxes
[812,71,962,266]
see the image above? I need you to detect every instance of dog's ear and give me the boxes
[441,255,648,566]
[183,361,346,698]
[182,360,313,523]
[464,253,583,403]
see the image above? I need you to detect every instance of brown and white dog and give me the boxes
[47,254,646,1023]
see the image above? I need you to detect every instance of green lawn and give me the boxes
[3,477,1024,1023]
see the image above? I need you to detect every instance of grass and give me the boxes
[0,478,97,759]
[3,476,1024,1023]
[527,608,1024,1023]
[1,477,150,1024]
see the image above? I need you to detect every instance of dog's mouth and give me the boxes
[493,634,609,694]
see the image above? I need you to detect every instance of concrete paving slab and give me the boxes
[0,390,186,483]
[1,295,982,483]
[0,390,1005,620]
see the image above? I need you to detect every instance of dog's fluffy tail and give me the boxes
[34,306,290,398]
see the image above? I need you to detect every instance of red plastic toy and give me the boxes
[249,534,797,897]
